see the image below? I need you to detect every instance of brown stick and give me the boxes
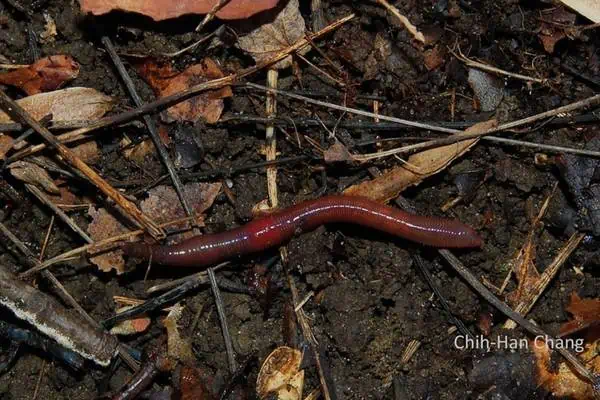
[0,89,165,240]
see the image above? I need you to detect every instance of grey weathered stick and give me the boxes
[0,264,119,366]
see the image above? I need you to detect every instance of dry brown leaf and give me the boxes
[163,304,194,363]
[87,206,130,274]
[344,119,496,202]
[134,58,231,123]
[323,141,353,163]
[558,0,600,22]
[538,8,577,53]
[560,292,600,336]
[0,55,79,95]
[237,0,308,70]
[0,87,114,123]
[87,182,220,274]
[79,0,280,21]
[0,135,13,160]
[256,346,304,400]
[120,137,155,164]
[71,141,100,164]
[423,45,446,71]
[47,184,91,207]
[0,87,114,159]
[8,161,60,194]
[178,366,213,400]
[533,336,600,399]
[140,182,221,229]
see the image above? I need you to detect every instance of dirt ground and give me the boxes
[0,0,599,399]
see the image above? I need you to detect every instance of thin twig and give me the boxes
[450,47,546,84]
[286,270,335,400]
[207,267,237,373]
[162,26,223,58]
[504,232,585,329]
[246,83,600,158]
[376,0,425,43]
[0,89,164,240]
[265,69,279,208]
[195,0,231,32]
[25,184,92,243]
[19,216,196,278]
[439,249,599,389]
[5,14,355,163]
[102,36,198,233]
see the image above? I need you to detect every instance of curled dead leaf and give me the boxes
[533,337,600,399]
[256,346,304,400]
[9,161,60,194]
[79,0,280,21]
[0,55,79,95]
[344,119,496,202]
[1,87,113,158]
[0,87,114,124]
[87,206,130,274]
[163,304,194,363]
[560,292,600,336]
[237,0,308,70]
[134,58,231,123]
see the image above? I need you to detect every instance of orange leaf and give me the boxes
[560,292,600,335]
[79,0,279,21]
[134,58,232,123]
[0,55,79,95]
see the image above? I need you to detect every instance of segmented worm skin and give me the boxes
[123,195,482,268]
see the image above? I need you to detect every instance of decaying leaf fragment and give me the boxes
[109,305,151,335]
[237,0,308,70]
[537,7,577,53]
[0,87,114,124]
[140,182,221,241]
[0,55,79,95]
[87,182,221,274]
[79,0,280,21]
[344,119,496,202]
[0,87,114,159]
[163,304,194,363]
[560,292,600,336]
[533,337,600,399]
[8,161,60,194]
[134,58,231,123]
[87,206,130,274]
[256,346,304,400]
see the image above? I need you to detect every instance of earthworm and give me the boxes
[123,195,482,268]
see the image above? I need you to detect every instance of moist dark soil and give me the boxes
[0,0,599,399]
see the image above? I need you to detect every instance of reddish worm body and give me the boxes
[123,195,482,268]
